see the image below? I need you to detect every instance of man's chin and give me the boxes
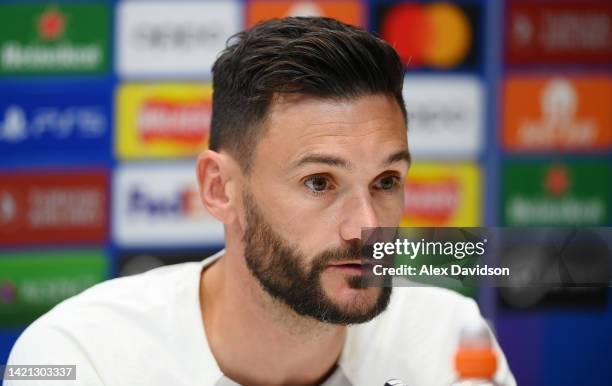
[321,279,387,319]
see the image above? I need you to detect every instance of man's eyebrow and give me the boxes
[292,150,411,170]
[292,153,352,170]
[383,149,411,167]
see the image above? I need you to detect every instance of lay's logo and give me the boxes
[116,84,212,159]
[404,178,460,224]
[401,163,480,227]
[138,98,211,144]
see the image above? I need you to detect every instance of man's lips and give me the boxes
[328,260,362,267]
[327,260,370,274]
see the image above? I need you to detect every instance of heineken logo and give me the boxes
[38,7,66,41]
[0,251,107,327]
[508,195,605,225]
[0,4,109,74]
[503,162,610,225]
[544,165,569,197]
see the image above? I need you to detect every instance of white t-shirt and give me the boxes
[7,250,516,386]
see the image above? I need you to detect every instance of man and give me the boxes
[7,17,515,386]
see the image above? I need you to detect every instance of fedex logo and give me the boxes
[113,163,224,247]
[127,186,203,218]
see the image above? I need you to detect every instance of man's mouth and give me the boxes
[327,260,367,274]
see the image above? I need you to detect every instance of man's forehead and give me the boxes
[259,94,407,155]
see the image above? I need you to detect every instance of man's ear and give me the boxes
[196,149,240,225]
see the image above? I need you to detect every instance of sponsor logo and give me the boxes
[503,75,612,151]
[404,178,459,224]
[0,250,107,327]
[128,185,206,220]
[0,4,109,74]
[0,89,110,156]
[138,98,211,144]
[0,190,18,227]
[401,163,481,226]
[113,163,223,247]
[376,2,479,69]
[0,104,107,143]
[116,84,212,159]
[507,2,612,65]
[117,1,241,78]
[544,165,570,197]
[502,162,610,225]
[248,1,364,27]
[0,170,108,245]
[403,75,483,157]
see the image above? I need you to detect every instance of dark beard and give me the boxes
[241,189,391,325]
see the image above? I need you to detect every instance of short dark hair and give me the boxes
[210,17,406,173]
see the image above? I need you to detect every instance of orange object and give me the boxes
[454,348,497,379]
[503,75,612,151]
[247,1,364,28]
[381,2,471,68]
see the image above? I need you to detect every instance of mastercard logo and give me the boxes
[378,2,475,69]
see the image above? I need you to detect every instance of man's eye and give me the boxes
[304,176,332,194]
[375,175,401,191]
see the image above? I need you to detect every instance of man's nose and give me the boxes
[339,190,380,242]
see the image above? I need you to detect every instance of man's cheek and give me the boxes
[378,201,405,227]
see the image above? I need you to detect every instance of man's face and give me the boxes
[240,93,409,324]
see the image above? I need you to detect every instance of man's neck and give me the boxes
[200,247,346,386]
